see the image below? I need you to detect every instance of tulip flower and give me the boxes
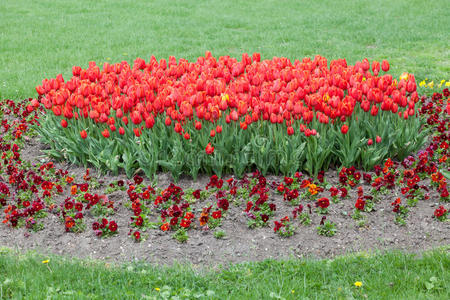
[341,124,349,135]
[101,129,110,138]
[376,136,382,143]
[34,53,423,179]
[287,126,294,136]
[205,143,214,155]
[381,60,390,72]
[80,130,87,139]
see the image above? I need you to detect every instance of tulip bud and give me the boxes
[61,119,68,128]
[165,116,172,126]
[341,124,349,135]
[80,130,87,139]
[371,61,380,76]
[174,122,182,133]
[376,136,382,143]
[133,128,141,137]
[370,105,378,116]
[381,60,390,72]
[119,127,125,135]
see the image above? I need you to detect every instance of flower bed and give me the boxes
[34,54,428,179]
[0,88,447,248]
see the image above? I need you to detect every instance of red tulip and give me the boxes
[145,116,155,129]
[216,125,222,134]
[205,143,214,155]
[287,126,294,136]
[80,130,87,139]
[183,132,190,140]
[119,127,125,135]
[370,105,378,116]
[406,80,416,93]
[371,61,380,76]
[230,110,239,121]
[361,58,370,71]
[194,121,202,130]
[341,124,349,135]
[101,129,110,138]
[61,119,68,128]
[174,122,182,133]
[165,116,172,126]
[367,139,373,146]
[381,60,390,72]
[133,127,142,137]
[210,129,216,137]
[35,85,45,95]
[376,136,382,143]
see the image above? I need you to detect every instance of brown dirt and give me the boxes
[0,136,449,267]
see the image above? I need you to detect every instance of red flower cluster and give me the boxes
[32,54,420,178]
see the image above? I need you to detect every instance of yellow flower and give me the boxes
[445,82,450,87]
[308,184,318,195]
[428,81,434,89]
[42,260,49,264]
[291,290,295,294]
[354,281,363,287]
[399,72,408,81]
[419,80,426,87]
[155,288,160,292]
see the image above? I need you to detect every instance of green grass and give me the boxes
[0,0,449,101]
[1,247,449,299]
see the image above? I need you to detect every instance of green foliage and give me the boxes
[317,220,337,237]
[36,108,429,180]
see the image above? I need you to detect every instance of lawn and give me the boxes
[0,0,449,101]
[1,247,449,299]
[1,1,449,299]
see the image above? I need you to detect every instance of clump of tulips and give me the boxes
[34,53,428,180]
